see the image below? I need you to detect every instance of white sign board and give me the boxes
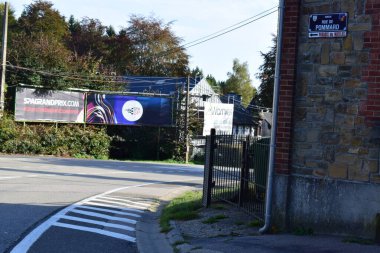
[203,102,234,136]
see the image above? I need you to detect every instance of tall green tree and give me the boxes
[125,15,189,77]
[18,0,68,40]
[255,36,276,108]
[0,3,18,41]
[67,17,108,59]
[221,59,256,105]
[7,32,72,89]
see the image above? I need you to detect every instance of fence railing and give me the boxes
[203,129,270,220]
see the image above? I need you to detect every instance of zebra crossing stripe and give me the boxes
[91,198,147,210]
[69,209,137,224]
[77,205,141,218]
[96,196,151,207]
[57,215,135,231]
[83,201,144,213]
[53,222,136,242]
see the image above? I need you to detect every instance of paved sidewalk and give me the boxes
[137,192,380,253]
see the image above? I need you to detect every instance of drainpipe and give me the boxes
[259,0,285,234]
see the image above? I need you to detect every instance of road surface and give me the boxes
[0,156,203,253]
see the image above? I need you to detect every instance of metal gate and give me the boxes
[203,129,270,220]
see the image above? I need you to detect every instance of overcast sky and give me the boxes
[8,0,279,87]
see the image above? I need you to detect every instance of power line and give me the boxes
[180,6,278,48]
[4,6,278,89]
[153,6,278,59]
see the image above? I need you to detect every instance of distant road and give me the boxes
[0,156,203,253]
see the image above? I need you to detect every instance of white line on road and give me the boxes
[76,205,141,218]
[0,176,20,180]
[83,201,144,214]
[10,178,199,253]
[89,199,147,210]
[69,209,137,225]
[96,196,151,207]
[52,222,136,242]
[57,215,135,231]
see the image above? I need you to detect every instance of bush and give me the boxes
[0,116,110,159]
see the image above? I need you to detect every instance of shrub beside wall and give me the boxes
[0,116,110,159]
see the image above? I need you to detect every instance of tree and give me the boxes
[221,59,256,105]
[0,3,18,41]
[190,66,203,78]
[255,36,276,108]
[18,0,68,40]
[67,17,108,59]
[7,32,72,89]
[125,15,189,77]
[205,74,221,94]
[103,28,132,75]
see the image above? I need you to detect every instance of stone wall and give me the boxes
[292,0,380,183]
[273,0,380,238]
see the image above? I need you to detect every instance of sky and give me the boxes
[8,0,279,87]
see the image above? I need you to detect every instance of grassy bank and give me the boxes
[160,190,203,233]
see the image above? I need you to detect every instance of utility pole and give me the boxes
[184,76,190,163]
[0,2,8,118]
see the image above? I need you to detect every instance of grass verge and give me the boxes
[160,190,203,233]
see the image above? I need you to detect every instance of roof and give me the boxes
[123,76,202,95]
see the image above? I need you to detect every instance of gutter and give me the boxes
[259,0,285,234]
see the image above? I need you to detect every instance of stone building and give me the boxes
[273,0,380,238]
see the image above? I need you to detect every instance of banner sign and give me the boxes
[86,93,172,126]
[203,102,234,136]
[309,13,348,38]
[15,88,85,123]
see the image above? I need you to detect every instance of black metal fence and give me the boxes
[203,129,270,220]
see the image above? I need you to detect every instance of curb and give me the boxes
[167,221,222,253]
[136,185,201,253]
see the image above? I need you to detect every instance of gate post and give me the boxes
[202,128,216,207]
[239,140,249,207]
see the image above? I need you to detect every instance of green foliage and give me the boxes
[255,35,276,108]
[221,59,256,105]
[0,117,110,158]
[202,214,227,224]
[247,219,263,227]
[8,32,72,89]
[107,126,177,161]
[125,15,190,77]
[160,190,203,233]
[18,0,68,40]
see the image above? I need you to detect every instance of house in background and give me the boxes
[257,111,272,137]
[123,76,221,108]
[124,76,259,136]
[221,93,258,136]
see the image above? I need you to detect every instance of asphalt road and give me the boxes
[0,155,203,253]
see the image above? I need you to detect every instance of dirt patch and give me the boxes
[176,203,260,239]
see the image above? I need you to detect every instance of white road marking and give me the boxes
[89,199,147,210]
[69,209,137,225]
[77,205,141,218]
[0,171,137,181]
[58,215,135,231]
[0,176,20,180]
[52,222,136,242]
[83,201,144,214]
[97,196,151,207]
[10,178,199,253]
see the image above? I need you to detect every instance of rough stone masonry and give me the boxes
[272,0,380,238]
